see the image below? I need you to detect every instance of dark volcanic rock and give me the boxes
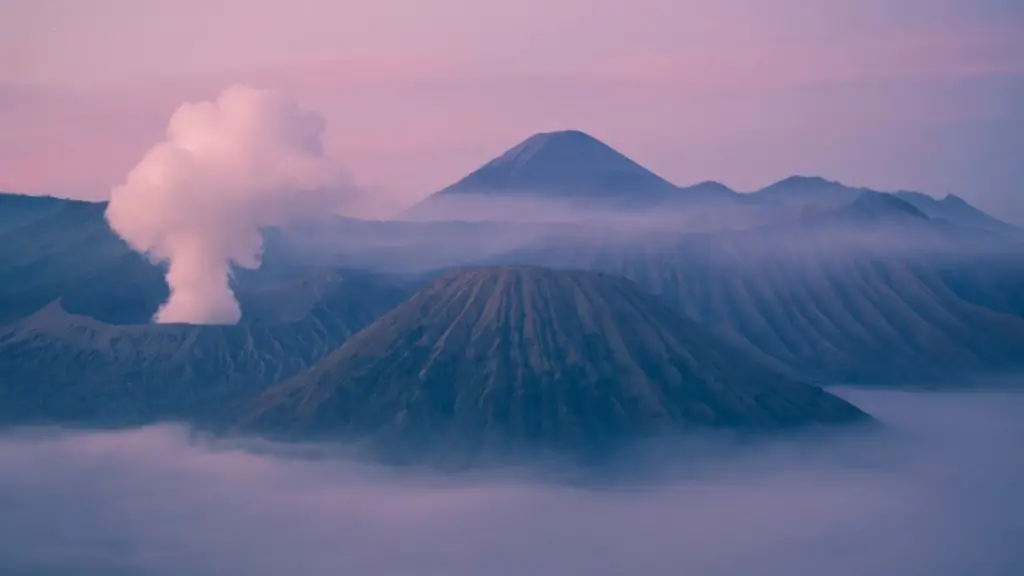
[243,267,869,459]
[0,192,72,234]
[0,197,168,325]
[0,271,411,426]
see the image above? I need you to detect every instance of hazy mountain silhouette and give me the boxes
[753,175,862,203]
[0,193,373,325]
[894,191,1017,233]
[807,190,930,225]
[243,267,869,460]
[676,180,739,199]
[750,178,1018,234]
[402,130,730,219]
[397,132,1013,231]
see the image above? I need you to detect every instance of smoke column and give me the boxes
[106,85,344,324]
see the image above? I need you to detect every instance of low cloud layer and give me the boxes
[105,84,347,325]
[0,387,1022,575]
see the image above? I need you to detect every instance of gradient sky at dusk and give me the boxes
[2,0,1022,220]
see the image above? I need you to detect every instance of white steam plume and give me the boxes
[106,85,345,324]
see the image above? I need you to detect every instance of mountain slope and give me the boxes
[752,176,862,205]
[895,191,1018,233]
[484,237,1024,384]
[748,176,1017,233]
[0,197,168,324]
[243,267,869,458]
[0,192,72,234]
[796,190,932,229]
[0,270,411,426]
[828,191,929,222]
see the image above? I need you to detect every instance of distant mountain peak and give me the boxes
[7,298,119,347]
[781,175,833,186]
[678,180,737,197]
[497,129,597,152]
[832,191,929,222]
[436,129,677,199]
[761,175,843,192]
[895,191,1017,233]
[482,130,621,170]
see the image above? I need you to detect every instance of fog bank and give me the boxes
[0,387,1022,576]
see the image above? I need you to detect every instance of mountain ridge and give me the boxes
[0,270,412,425]
[394,131,1014,230]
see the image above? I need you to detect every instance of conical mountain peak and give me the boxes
[813,191,929,225]
[438,130,677,199]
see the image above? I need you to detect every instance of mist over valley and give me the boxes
[1,386,1021,575]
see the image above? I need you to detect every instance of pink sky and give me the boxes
[2,0,1023,220]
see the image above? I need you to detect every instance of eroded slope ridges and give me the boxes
[483,237,1024,384]
[244,267,868,458]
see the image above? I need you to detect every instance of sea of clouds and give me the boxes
[0,387,1021,576]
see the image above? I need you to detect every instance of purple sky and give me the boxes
[2,0,1023,220]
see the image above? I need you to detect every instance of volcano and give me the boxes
[402,130,686,219]
[243,266,869,460]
